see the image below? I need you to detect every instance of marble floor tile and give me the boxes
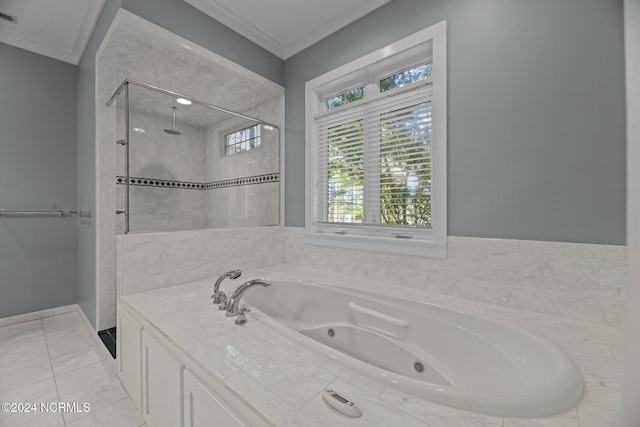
[46,334,99,360]
[0,319,43,338]
[0,378,58,422]
[54,358,116,396]
[0,312,143,427]
[59,377,129,424]
[0,342,50,376]
[42,312,82,329]
[65,398,144,427]
[0,359,53,395]
[45,325,93,343]
[42,313,95,342]
[0,327,46,354]
[50,347,106,377]
[0,407,65,427]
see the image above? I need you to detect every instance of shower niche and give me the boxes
[109,80,280,233]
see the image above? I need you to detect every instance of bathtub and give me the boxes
[243,277,583,418]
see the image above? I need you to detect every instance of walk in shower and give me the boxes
[107,80,280,233]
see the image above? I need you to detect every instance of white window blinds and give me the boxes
[314,85,433,234]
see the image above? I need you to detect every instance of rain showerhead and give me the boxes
[164,107,182,135]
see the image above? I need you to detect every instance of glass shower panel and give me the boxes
[121,83,280,232]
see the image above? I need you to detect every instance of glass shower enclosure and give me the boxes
[107,80,280,233]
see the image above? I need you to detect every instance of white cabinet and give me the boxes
[142,330,184,427]
[117,306,143,411]
[118,304,270,427]
[184,370,253,427]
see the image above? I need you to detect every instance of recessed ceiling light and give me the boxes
[133,128,146,134]
[177,98,192,105]
[262,125,275,130]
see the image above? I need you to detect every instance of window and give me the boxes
[327,87,364,110]
[305,22,447,257]
[225,125,261,156]
[380,63,431,92]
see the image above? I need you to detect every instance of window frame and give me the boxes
[224,124,261,156]
[305,21,447,257]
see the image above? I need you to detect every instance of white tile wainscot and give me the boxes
[117,264,624,427]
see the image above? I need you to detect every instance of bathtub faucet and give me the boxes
[226,279,271,325]
[212,270,242,308]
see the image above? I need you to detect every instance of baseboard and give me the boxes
[0,304,78,327]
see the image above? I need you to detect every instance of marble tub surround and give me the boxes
[115,226,626,327]
[94,9,285,330]
[116,226,285,296]
[284,228,626,327]
[120,265,623,426]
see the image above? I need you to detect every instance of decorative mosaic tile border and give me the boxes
[202,173,279,189]
[116,173,279,190]
[116,176,204,189]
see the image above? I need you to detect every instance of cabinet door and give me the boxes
[142,330,184,427]
[184,370,251,427]
[117,307,143,411]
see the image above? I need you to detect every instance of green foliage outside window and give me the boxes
[326,103,432,227]
[380,63,431,93]
[327,88,364,110]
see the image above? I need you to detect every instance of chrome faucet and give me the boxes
[212,270,242,309]
[226,279,271,325]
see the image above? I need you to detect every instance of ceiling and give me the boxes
[0,0,391,65]
[183,0,392,59]
[0,0,105,64]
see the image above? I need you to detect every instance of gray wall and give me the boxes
[77,0,121,328]
[0,43,78,318]
[624,0,640,424]
[284,0,626,244]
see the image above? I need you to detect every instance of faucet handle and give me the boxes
[235,307,250,326]
[218,293,228,310]
[213,291,225,305]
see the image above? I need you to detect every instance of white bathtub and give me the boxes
[243,277,583,417]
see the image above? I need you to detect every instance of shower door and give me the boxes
[111,81,280,233]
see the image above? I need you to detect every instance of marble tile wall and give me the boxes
[94,9,285,330]
[122,110,207,183]
[117,226,285,296]
[283,228,627,328]
[206,183,280,228]
[204,108,280,227]
[116,225,625,328]
[116,109,208,233]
